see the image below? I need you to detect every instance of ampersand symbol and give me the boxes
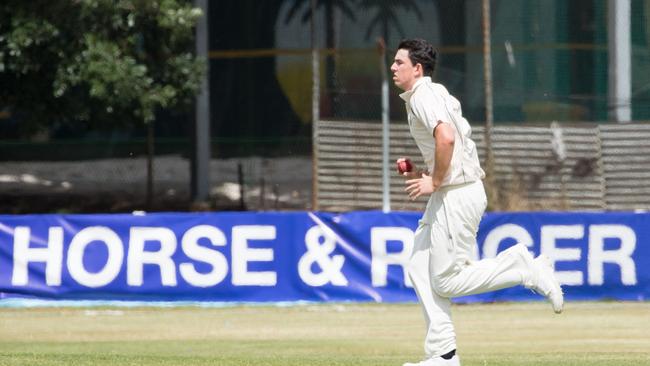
[298,226,348,286]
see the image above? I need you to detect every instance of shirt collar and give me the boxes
[399,76,431,102]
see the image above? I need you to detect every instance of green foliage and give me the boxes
[0,0,204,135]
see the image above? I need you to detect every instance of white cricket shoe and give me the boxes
[531,255,564,313]
[402,355,460,366]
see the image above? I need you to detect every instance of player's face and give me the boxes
[391,49,419,91]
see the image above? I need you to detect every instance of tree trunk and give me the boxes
[146,120,154,209]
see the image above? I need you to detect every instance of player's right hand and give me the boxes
[402,170,421,179]
[397,160,421,179]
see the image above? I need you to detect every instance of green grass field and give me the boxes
[0,302,649,366]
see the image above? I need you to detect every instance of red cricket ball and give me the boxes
[396,158,413,174]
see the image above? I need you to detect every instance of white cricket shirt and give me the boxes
[399,77,485,187]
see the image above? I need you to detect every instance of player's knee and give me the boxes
[500,243,534,264]
[502,243,526,256]
[431,276,455,298]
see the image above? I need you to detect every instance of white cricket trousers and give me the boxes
[407,180,535,358]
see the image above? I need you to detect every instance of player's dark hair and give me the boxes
[397,38,438,77]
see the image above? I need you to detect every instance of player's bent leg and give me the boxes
[429,243,564,314]
[430,243,535,298]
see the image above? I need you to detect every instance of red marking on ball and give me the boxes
[396,159,413,174]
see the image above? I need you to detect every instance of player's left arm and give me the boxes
[430,122,455,188]
[406,122,455,199]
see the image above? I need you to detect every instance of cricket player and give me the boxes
[391,38,564,366]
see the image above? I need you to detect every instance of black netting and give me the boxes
[3,0,649,213]
[274,0,650,124]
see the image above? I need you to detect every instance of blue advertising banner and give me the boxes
[0,211,648,302]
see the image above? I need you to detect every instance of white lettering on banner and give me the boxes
[127,227,178,286]
[179,225,229,287]
[482,223,638,287]
[231,226,277,286]
[298,226,348,286]
[482,224,534,259]
[12,226,63,286]
[6,220,640,290]
[67,227,123,287]
[541,225,584,285]
[370,227,413,287]
[588,225,637,285]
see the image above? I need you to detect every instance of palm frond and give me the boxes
[284,0,306,24]
[333,0,357,21]
[365,15,380,39]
